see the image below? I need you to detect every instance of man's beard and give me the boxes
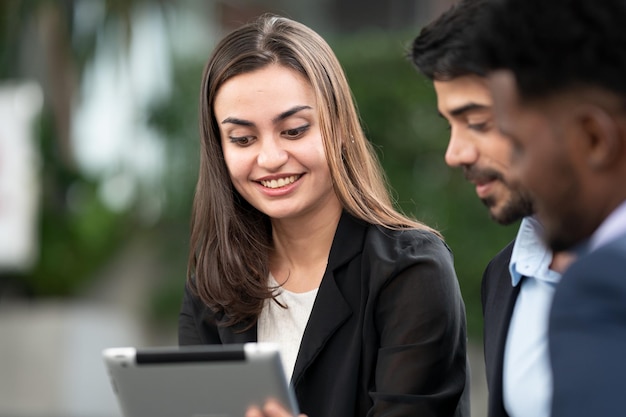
[482,191,534,225]
[464,164,534,225]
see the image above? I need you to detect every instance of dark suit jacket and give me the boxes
[179,213,470,417]
[549,233,626,417]
[481,241,519,417]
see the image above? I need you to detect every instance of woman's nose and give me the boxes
[257,137,289,170]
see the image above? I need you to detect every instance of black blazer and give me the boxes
[549,233,626,417]
[179,212,470,417]
[481,241,519,417]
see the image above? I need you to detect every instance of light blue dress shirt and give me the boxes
[503,216,562,417]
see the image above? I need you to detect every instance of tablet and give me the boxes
[102,343,300,417]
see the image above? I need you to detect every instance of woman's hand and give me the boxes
[245,399,307,417]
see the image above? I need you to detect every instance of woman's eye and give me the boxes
[229,136,254,146]
[283,125,309,139]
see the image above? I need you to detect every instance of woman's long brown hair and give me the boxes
[188,14,441,329]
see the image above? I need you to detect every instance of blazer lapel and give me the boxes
[290,212,365,386]
[492,276,521,413]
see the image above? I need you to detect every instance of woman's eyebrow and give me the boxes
[221,117,254,126]
[272,105,312,123]
[221,105,312,126]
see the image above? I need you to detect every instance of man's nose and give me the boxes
[444,130,478,168]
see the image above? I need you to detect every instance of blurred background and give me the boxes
[0,0,518,416]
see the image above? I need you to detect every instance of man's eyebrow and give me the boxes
[272,105,312,123]
[449,102,490,117]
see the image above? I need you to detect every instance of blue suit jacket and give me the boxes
[549,233,626,417]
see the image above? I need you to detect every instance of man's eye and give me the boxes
[468,122,488,132]
[510,137,524,161]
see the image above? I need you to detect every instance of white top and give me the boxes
[257,275,319,381]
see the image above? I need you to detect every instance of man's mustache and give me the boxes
[462,165,505,184]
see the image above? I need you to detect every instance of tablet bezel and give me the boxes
[103,343,300,417]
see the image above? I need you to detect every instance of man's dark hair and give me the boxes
[411,0,488,81]
[473,0,626,101]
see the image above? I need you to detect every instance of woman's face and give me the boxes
[214,64,341,222]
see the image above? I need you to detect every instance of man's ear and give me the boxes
[577,104,622,170]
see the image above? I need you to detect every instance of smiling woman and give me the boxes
[178,13,469,417]
[215,64,339,225]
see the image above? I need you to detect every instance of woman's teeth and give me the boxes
[261,175,299,189]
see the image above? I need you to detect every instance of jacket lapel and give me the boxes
[492,276,521,414]
[291,212,365,385]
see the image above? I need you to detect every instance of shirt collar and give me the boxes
[588,199,626,252]
[509,216,558,286]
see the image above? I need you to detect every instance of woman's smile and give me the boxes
[259,174,302,189]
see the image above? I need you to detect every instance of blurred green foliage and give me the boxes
[12,112,132,297]
[143,59,204,325]
[0,0,148,298]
